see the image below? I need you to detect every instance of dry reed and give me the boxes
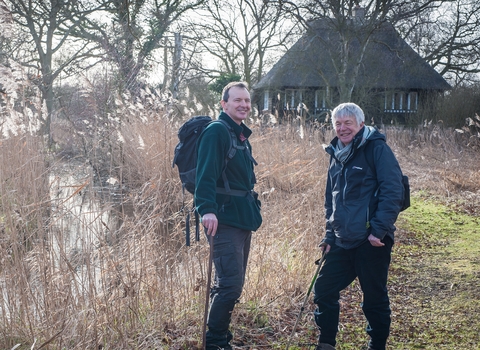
[1,107,479,349]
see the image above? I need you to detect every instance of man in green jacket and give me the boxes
[195,82,262,350]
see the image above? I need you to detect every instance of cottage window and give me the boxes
[407,92,418,110]
[263,90,269,111]
[285,89,293,109]
[284,89,304,110]
[385,91,418,112]
[396,93,404,110]
[315,89,328,111]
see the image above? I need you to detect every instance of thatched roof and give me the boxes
[254,19,451,91]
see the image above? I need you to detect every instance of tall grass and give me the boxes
[1,102,479,349]
[0,135,50,345]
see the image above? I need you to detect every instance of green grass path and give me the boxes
[388,196,480,349]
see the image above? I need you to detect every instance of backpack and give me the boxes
[172,116,212,195]
[365,140,410,212]
[172,115,257,245]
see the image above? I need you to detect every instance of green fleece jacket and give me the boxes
[194,112,262,231]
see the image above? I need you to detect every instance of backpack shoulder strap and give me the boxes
[212,119,243,158]
[210,119,257,192]
[213,119,258,164]
[364,138,410,212]
[363,139,382,211]
[363,138,378,172]
[209,120,236,192]
[364,138,389,177]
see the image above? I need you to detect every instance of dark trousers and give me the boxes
[313,237,393,350]
[205,224,252,348]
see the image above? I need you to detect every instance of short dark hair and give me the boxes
[222,81,249,102]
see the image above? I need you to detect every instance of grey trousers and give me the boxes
[205,224,252,348]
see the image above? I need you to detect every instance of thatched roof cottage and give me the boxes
[253,10,451,124]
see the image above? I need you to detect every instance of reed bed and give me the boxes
[0,108,479,349]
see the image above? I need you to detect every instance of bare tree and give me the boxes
[399,0,480,85]
[185,0,298,87]
[71,0,204,95]
[5,0,105,143]
[281,0,445,102]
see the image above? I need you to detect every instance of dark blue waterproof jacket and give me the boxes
[323,126,404,249]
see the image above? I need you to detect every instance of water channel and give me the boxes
[49,160,123,292]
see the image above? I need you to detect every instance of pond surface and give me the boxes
[49,160,123,289]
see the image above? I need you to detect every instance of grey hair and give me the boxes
[331,102,365,125]
[222,81,249,102]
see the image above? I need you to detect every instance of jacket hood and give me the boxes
[357,125,385,148]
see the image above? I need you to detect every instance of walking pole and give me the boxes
[202,233,214,350]
[285,252,326,350]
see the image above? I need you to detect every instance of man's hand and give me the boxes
[319,242,331,254]
[202,213,218,236]
[368,234,385,247]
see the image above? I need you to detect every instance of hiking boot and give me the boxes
[315,343,336,350]
[205,345,232,350]
[205,329,233,350]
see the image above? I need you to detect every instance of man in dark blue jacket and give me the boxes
[314,103,404,350]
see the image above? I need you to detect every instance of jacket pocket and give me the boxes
[213,238,239,278]
[343,167,364,201]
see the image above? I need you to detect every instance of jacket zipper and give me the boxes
[366,185,380,229]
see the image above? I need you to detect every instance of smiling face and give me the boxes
[220,86,251,125]
[335,115,364,145]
